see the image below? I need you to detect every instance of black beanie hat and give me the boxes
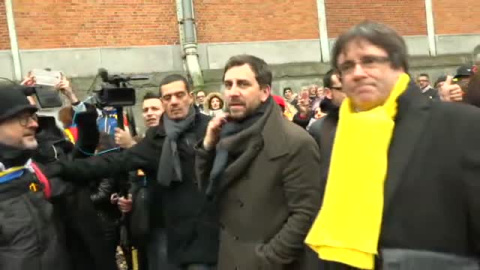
[0,85,38,122]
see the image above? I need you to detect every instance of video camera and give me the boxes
[94,68,149,108]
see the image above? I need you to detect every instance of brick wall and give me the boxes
[433,0,480,34]
[0,0,479,51]
[0,1,9,50]
[12,0,178,49]
[195,0,319,43]
[326,0,427,37]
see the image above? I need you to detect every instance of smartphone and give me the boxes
[34,85,63,108]
[31,69,62,86]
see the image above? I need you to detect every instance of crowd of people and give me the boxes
[1,20,480,270]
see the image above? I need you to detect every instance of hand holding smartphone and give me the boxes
[31,69,62,86]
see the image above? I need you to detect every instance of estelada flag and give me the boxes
[64,126,79,144]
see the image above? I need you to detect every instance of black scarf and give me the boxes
[157,106,196,186]
[0,143,34,170]
[206,97,273,197]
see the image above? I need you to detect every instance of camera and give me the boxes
[94,68,149,108]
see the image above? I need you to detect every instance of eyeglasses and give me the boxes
[338,55,391,74]
[17,113,38,127]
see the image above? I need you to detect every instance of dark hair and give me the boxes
[196,90,206,96]
[223,54,272,88]
[434,75,447,88]
[417,73,429,79]
[464,72,480,108]
[332,21,409,73]
[208,95,224,110]
[159,74,190,96]
[143,91,160,101]
[323,69,336,89]
[283,87,292,95]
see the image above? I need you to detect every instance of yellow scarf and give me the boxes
[305,73,410,269]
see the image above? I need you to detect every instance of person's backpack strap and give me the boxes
[31,162,51,199]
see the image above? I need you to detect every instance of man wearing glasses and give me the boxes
[49,74,219,270]
[308,69,345,187]
[0,85,70,270]
[306,21,480,269]
[195,90,207,112]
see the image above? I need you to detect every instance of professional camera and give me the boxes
[94,68,149,108]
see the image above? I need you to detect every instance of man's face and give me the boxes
[316,87,325,98]
[196,91,206,105]
[0,111,39,149]
[417,76,430,89]
[325,74,346,107]
[337,38,403,111]
[284,89,293,100]
[142,98,163,127]
[224,64,270,120]
[160,81,193,121]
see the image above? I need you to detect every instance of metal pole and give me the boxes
[425,0,437,56]
[180,0,204,89]
[5,0,22,81]
[316,0,330,62]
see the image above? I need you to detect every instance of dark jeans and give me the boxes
[147,228,216,270]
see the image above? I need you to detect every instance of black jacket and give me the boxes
[51,111,220,266]
[293,111,315,129]
[422,86,440,101]
[311,83,480,269]
[308,107,339,190]
[34,106,117,270]
[0,143,71,270]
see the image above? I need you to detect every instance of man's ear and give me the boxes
[324,88,333,99]
[260,85,271,102]
[188,91,195,104]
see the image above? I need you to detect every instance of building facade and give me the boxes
[0,0,479,80]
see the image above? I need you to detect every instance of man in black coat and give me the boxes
[49,74,219,270]
[0,84,71,270]
[416,73,439,100]
[308,69,345,194]
[305,21,480,270]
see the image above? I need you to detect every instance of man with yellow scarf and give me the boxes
[305,21,480,270]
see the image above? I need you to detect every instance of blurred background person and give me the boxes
[203,92,225,117]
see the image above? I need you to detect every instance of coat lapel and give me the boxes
[384,83,431,212]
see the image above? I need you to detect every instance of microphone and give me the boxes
[98,68,109,82]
